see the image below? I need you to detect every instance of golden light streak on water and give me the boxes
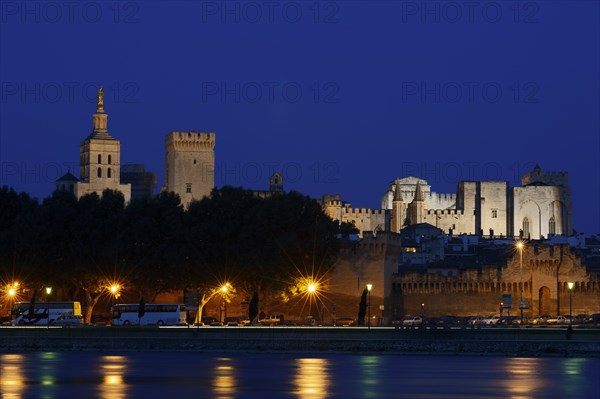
[0,354,25,399]
[293,358,330,398]
[99,355,128,399]
[502,357,543,398]
[213,357,237,398]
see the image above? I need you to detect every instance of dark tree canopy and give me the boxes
[0,185,351,321]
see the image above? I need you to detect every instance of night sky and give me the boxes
[1,1,598,235]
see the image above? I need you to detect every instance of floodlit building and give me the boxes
[323,165,573,239]
[56,87,131,202]
[164,131,215,208]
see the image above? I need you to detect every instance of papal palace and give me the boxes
[56,87,600,322]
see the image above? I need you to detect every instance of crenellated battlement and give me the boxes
[166,131,216,150]
[522,166,569,187]
[342,207,386,216]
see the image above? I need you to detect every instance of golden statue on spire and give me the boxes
[97,86,104,112]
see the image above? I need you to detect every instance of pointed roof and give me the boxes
[393,182,403,201]
[412,181,424,202]
[87,86,116,141]
[56,171,79,182]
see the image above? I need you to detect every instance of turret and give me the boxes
[408,181,426,225]
[390,182,406,233]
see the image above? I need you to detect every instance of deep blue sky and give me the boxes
[1,1,598,234]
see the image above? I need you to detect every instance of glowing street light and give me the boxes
[307,283,317,294]
[110,284,121,298]
[45,287,52,329]
[516,241,525,325]
[220,283,232,323]
[366,284,373,331]
[567,282,574,327]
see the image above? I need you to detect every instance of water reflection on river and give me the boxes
[0,352,598,398]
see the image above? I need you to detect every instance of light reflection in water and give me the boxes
[502,357,543,399]
[0,354,25,399]
[360,356,380,399]
[294,358,330,398]
[99,355,128,399]
[212,357,237,398]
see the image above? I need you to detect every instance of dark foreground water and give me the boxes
[1,352,599,399]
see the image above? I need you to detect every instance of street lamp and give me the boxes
[45,287,52,328]
[366,284,372,331]
[220,283,230,323]
[516,241,524,325]
[110,284,121,298]
[567,282,574,327]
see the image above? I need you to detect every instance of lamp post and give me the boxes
[567,282,574,326]
[220,284,229,323]
[45,287,52,329]
[516,241,524,325]
[366,284,372,331]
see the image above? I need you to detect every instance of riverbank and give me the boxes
[1,326,599,356]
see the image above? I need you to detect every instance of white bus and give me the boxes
[111,303,187,326]
[11,301,82,326]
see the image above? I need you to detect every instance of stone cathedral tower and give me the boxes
[164,131,215,208]
[75,87,131,202]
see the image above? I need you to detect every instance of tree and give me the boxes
[121,192,186,300]
[357,288,368,326]
[0,186,40,286]
[248,291,259,323]
[138,297,145,325]
[69,189,126,323]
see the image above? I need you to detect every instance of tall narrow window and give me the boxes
[186,183,192,193]
[549,217,556,235]
[98,154,102,164]
[108,155,112,164]
[107,168,112,178]
[97,167,102,178]
[491,209,497,218]
[523,217,530,239]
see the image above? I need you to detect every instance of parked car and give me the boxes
[336,318,355,327]
[402,316,423,326]
[467,316,484,326]
[52,314,84,326]
[259,314,284,326]
[528,315,548,325]
[573,314,591,324]
[546,315,568,325]
[482,316,501,325]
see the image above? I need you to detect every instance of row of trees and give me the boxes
[0,185,355,323]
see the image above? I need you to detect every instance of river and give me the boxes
[1,352,598,398]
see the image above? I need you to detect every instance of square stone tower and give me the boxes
[165,131,215,207]
[76,87,131,202]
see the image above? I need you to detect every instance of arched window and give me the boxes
[108,155,112,165]
[97,167,102,178]
[98,154,102,164]
[523,217,530,239]
[107,168,112,178]
[549,217,556,235]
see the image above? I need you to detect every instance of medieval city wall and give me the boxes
[391,244,600,318]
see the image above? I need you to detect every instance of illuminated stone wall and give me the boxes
[390,244,600,318]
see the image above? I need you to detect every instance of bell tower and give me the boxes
[76,86,131,201]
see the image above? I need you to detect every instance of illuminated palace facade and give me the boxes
[323,165,572,240]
